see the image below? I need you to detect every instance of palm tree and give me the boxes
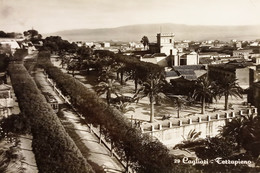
[220,114,256,150]
[172,95,187,118]
[116,62,126,85]
[216,77,243,110]
[140,36,149,50]
[134,72,166,122]
[67,58,80,77]
[113,101,135,114]
[183,129,202,143]
[194,76,216,114]
[95,65,121,105]
[95,79,121,105]
[59,52,71,69]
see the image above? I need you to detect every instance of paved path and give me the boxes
[34,68,125,173]
[19,135,38,173]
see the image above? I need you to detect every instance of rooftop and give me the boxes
[143,54,152,58]
[209,61,254,71]
[151,53,167,57]
[157,33,175,37]
[0,84,11,91]
[165,71,178,78]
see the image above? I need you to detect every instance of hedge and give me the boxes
[8,62,94,173]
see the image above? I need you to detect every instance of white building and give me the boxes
[85,42,94,47]
[173,51,199,66]
[101,42,110,48]
[141,53,168,67]
[157,33,178,56]
[0,84,14,118]
[0,38,20,55]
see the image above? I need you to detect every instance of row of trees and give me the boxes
[37,51,199,173]
[0,31,17,38]
[8,63,94,173]
[194,75,243,114]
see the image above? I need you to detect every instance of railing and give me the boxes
[141,107,258,133]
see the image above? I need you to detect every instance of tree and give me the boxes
[77,46,93,63]
[195,136,237,160]
[167,95,187,118]
[59,52,71,69]
[134,72,166,122]
[220,114,256,150]
[194,76,216,114]
[140,36,149,50]
[94,66,121,105]
[216,77,243,110]
[23,29,42,43]
[67,58,80,77]
[113,101,135,114]
[0,31,8,38]
[95,79,121,105]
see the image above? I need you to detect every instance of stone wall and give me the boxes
[142,108,258,148]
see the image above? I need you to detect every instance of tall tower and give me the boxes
[157,33,175,56]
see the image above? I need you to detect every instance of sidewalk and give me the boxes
[34,68,125,173]
[19,135,38,173]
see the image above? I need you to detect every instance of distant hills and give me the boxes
[48,23,260,42]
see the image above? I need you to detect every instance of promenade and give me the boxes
[34,68,125,173]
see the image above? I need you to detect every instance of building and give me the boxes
[254,57,260,65]
[20,41,37,54]
[0,44,11,55]
[101,42,110,48]
[233,49,253,59]
[175,42,189,51]
[157,33,178,56]
[208,61,255,89]
[198,52,231,59]
[250,42,259,47]
[147,33,200,66]
[0,84,14,118]
[140,53,167,67]
[236,42,242,49]
[178,51,199,66]
[248,81,260,115]
[0,38,21,55]
[149,43,160,54]
[173,65,206,81]
[85,42,94,47]
[166,51,199,66]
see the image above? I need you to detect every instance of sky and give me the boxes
[1,0,260,34]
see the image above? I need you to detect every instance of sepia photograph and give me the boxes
[0,0,260,172]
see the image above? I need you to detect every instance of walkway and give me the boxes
[34,68,125,173]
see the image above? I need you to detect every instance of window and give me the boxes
[170,39,172,43]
